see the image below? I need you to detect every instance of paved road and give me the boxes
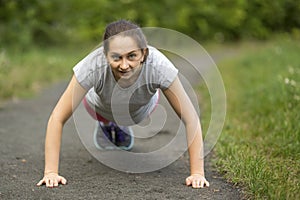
[0,52,241,199]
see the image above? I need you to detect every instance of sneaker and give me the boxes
[114,125,134,151]
[93,121,134,151]
[93,121,115,150]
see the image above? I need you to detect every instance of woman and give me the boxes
[37,20,209,189]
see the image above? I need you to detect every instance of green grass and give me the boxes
[200,37,300,199]
[0,44,95,103]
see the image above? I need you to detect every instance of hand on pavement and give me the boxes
[37,172,67,188]
[186,174,209,189]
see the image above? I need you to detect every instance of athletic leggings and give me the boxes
[82,92,160,125]
[83,97,110,124]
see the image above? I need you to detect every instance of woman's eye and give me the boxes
[128,54,137,60]
[111,55,121,61]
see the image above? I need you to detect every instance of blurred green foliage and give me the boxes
[0,0,300,47]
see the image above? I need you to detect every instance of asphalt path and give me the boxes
[0,52,241,199]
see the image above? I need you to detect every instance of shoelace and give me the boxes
[102,122,126,143]
[107,123,116,143]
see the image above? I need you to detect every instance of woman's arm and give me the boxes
[37,75,87,188]
[162,76,209,189]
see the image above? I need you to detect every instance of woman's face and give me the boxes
[106,35,146,81]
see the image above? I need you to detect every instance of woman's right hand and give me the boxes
[37,172,67,188]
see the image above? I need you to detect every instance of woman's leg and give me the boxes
[82,97,133,150]
[149,90,160,115]
[82,97,110,124]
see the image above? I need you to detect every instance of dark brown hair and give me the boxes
[102,20,148,56]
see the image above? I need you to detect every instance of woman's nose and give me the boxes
[120,57,129,70]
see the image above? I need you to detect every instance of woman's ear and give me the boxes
[141,48,148,63]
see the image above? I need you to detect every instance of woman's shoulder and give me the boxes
[73,46,108,90]
[147,46,163,58]
[87,46,106,64]
[146,46,175,68]
[145,46,178,89]
[147,46,170,65]
[73,46,108,78]
[77,46,108,70]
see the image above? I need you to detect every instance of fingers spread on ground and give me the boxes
[47,179,54,188]
[192,180,198,188]
[186,177,192,185]
[61,177,67,185]
[37,179,44,186]
[54,179,59,187]
[200,181,204,188]
[205,180,210,187]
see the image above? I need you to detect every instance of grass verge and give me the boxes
[200,37,300,199]
[0,44,95,104]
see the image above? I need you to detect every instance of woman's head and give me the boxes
[103,20,148,82]
[103,20,148,55]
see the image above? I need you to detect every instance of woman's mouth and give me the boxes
[119,70,131,77]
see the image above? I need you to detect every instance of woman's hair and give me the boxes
[102,20,148,56]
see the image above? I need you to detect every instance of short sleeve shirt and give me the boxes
[73,46,178,125]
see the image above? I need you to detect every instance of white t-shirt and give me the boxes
[73,46,178,125]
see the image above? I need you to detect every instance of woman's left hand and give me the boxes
[185,174,210,189]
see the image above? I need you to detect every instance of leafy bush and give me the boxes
[1,0,300,47]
